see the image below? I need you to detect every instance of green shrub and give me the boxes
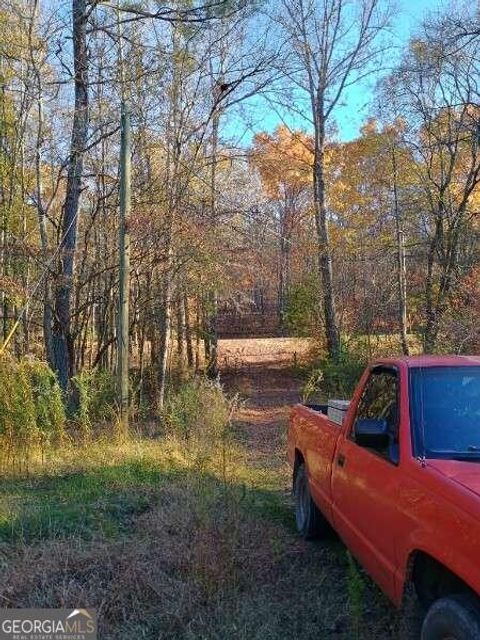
[23,359,65,446]
[0,357,65,469]
[285,277,321,336]
[302,368,324,403]
[302,346,366,400]
[319,352,366,397]
[163,376,233,444]
[73,368,117,435]
[0,358,38,467]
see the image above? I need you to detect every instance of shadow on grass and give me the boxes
[0,460,185,543]
[0,458,415,640]
[0,458,295,544]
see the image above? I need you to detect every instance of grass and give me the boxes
[340,333,422,357]
[0,377,420,639]
[0,436,314,639]
[0,459,169,542]
[0,435,295,544]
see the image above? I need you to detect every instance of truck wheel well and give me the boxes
[410,551,471,609]
[293,450,304,489]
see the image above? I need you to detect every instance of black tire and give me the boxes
[293,462,327,539]
[421,594,480,640]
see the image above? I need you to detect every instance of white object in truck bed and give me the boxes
[328,399,350,425]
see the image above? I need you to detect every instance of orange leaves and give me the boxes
[250,126,313,200]
[327,120,389,226]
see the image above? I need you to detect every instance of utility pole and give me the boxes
[116,1,130,432]
[206,104,219,379]
[205,62,222,380]
[117,102,131,431]
[397,228,408,353]
[391,144,409,356]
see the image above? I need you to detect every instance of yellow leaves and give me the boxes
[250,125,313,200]
[470,188,480,227]
[410,38,429,61]
[325,121,419,257]
[359,118,379,137]
[409,38,443,66]
[330,224,356,254]
[0,276,27,306]
[250,120,421,262]
[0,6,46,74]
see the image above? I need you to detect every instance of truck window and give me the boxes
[352,369,399,464]
[410,366,480,460]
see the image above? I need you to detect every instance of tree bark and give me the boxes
[313,107,340,360]
[205,290,218,378]
[52,0,88,395]
[117,103,131,429]
[176,291,185,366]
[184,289,194,368]
[206,94,220,378]
[157,260,173,410]
[278,205,290,335]
[424,214,443,352]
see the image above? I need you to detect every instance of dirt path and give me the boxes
[220,337,307,462]
[219,338,421,640]
[223,364,301,468]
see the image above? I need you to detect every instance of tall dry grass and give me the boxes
[0,372,419,639]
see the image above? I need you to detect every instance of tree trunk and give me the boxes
[184,290,194,368]
[157,230,173,410]
[52,0,88,395]
[34,78,55,365]
[424,215,442,353]
[206,98,220,378]
[313,107,340,360]
[205,289,218,379]
[195,296,201,371]
[396,227,409,355]
[278,207,290,335]
[117,103,131,429]
[176,291,185,367]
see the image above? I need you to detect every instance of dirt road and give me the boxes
[219,338,420,640]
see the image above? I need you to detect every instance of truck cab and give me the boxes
[288,356,480,640]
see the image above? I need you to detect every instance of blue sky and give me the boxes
[230,0,443,145]
[334,0,442,140]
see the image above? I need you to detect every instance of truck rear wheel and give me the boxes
[294,463,327,539]
[421,594,480,640]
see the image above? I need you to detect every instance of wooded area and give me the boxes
[0,0,479,425]
[1,2,480,637]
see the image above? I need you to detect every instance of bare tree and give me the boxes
[275,0,390,358]
[390,15,480,352]
[51,0,89,396]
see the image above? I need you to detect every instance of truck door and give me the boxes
[331,366,402,601]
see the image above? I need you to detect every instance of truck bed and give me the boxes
[303,403,328,413]
[288,403,345,522]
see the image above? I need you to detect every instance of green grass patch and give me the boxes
[0,457,183,543]
[0,435,289,545]
[244,486,295,531]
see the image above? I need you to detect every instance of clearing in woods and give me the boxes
[220,338,419,640]
[0,338,419,639]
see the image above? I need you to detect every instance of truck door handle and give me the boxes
[337,453,346,467]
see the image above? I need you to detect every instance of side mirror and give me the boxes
[355,418,389,449]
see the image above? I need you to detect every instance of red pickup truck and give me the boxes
[288,355,480,640]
